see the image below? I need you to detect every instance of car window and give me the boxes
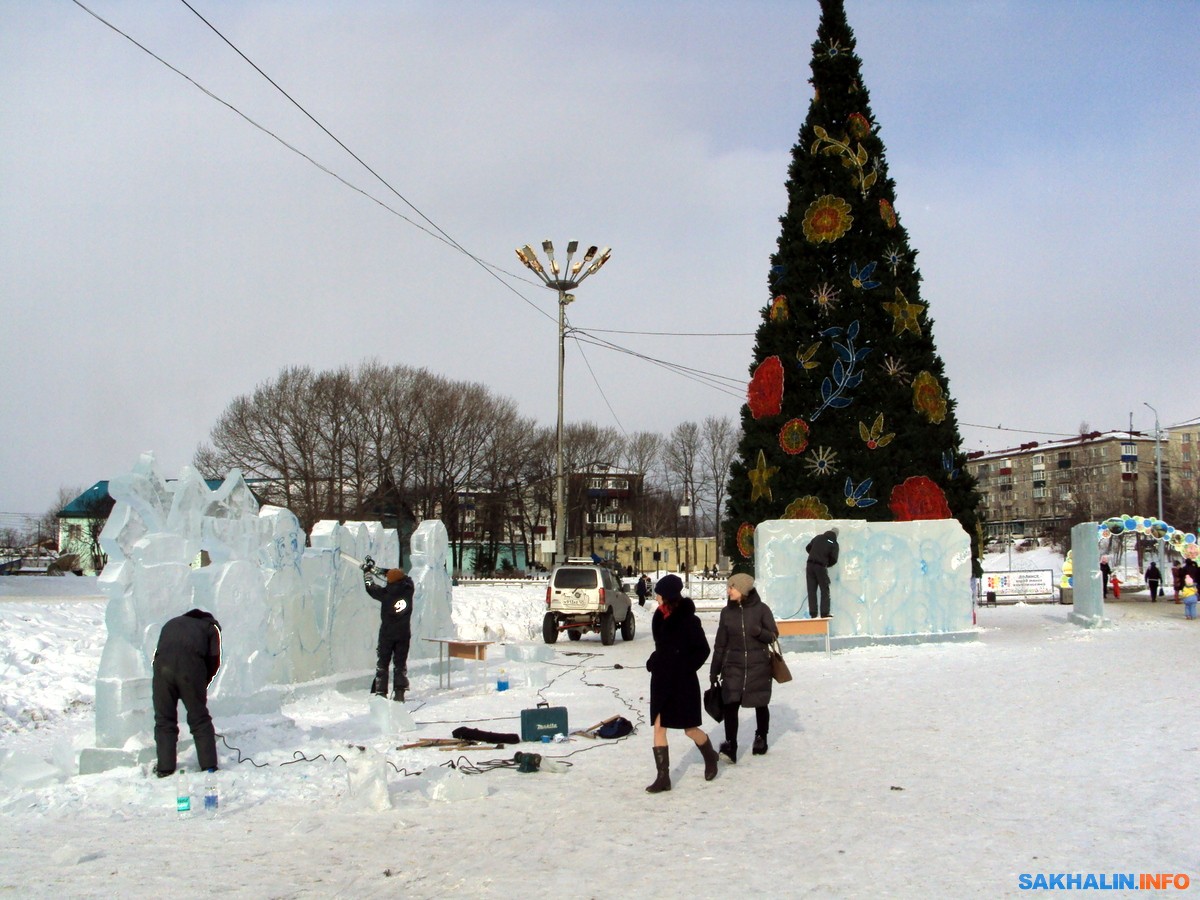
[554,568,598,589]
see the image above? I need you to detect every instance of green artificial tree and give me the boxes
[724,0,981,573]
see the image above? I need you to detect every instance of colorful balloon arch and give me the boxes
[1098,515,1199,560]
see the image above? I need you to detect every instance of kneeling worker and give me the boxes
[152,609,222,777]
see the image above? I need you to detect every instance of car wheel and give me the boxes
[567,628,582,641]
[621,607,636,641]
[542,612,559,644]
[600,611,616,646]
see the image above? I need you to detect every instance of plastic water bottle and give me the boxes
[497,668,509,692]
[175,774,191,817]
[202,771,219,815]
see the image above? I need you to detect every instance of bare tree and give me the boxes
[663,421,701,571]
[699,415,737,565]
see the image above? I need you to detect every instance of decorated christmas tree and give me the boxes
[724,0,981,573]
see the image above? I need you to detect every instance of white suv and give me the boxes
[543,560,636,645]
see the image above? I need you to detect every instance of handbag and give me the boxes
[769,641,792,684]
[703,682,725,722]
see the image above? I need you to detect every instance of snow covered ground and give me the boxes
[1,556,1196,898]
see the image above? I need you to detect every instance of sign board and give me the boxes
[982,569,1055,600]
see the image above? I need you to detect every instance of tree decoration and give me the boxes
[811,282,842,315]
[879,197,897,229]
[797,341,821,372]
[747,356,785,419]
[882,288,924,336]
[810,127,877,197]
[883,244,904,274]
[723,0,981,575]
[849,261,880,290]
[783,495,832,520]
[736,522,755,558]
[881,355,910,384]
[889,476,952,521]
[859,413,895,449]
[941,450,960,479]
[843,476,877,508]
[811,321,870,421]
[748,450,779,502]
[769,295,789,321]
[911,371,947,424]
[779,418,811,455]
[804,445,839,478]
[802,194,854,243]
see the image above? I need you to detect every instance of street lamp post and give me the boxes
[679,494,691,596]
[1144,401,1164,566]
[515,241,611,566]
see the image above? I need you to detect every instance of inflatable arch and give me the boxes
[1097,514,1198,561]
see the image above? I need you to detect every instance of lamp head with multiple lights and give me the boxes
[515,240,611,292]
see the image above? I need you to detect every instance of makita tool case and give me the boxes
[521,702,568,742]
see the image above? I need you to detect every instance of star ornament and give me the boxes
[882,288,925,336]
[748,450,780,503]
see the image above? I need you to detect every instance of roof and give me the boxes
[57,478,249,518]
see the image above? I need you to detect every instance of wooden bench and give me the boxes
[423,638,495,689]
[777,618,832,658]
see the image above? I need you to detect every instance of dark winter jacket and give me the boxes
[1145,564,1162,585]
[806,530,840,568]
[710,589,777,708]
[154,609,222,683]
[646,596,710,729]
[367,576,415,636]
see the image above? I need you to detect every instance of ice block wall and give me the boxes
[91,453,450,753]
[754,518,973,637]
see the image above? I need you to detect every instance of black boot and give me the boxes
[646,746,671,793]
[752,732,768,755]
[719,740,737,764]
[698,737,719,781]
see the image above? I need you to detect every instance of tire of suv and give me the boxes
[621,607,636,641]
[542,612,559,644]
[599,610,616,646]
[567,628,582,641]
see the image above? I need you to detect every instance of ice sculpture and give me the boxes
[1068,522,1107,627]
[754,518,974,641]
[83,453,447,773]
[408,520,454,649]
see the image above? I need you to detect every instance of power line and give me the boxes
[576,327,755,337]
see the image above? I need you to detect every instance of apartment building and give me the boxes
[965,431,1160,540]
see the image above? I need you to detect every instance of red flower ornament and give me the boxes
[747,356,784,419]
[889,475,952,521]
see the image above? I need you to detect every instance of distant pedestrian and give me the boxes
[644,574,720,793]
[1145,562,1162,602]
[711,573,777,762]
[635,574,651,607]
[805,528,840,618]
[1182,576,1197,620]
[152,609,222,777]
[1172,561,1184,602]
[1100,556,1112,598]
[1111,574,1121,600]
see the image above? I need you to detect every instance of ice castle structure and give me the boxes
[754,518,975,646]
[82,453,453,772]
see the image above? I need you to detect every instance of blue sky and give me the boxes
[1,0,1197,514]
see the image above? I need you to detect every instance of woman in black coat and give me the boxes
[645,574,720,792]
[710,573,778,761]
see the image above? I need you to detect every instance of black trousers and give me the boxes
[723,701,770,744]
[1148,580,1161,601]
[152,662,217,773]
[806,562,831,617]
[374,629,412,695]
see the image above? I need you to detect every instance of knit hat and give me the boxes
[386,568,406,583]
[655,574,683,602]
[727,573,754,596]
